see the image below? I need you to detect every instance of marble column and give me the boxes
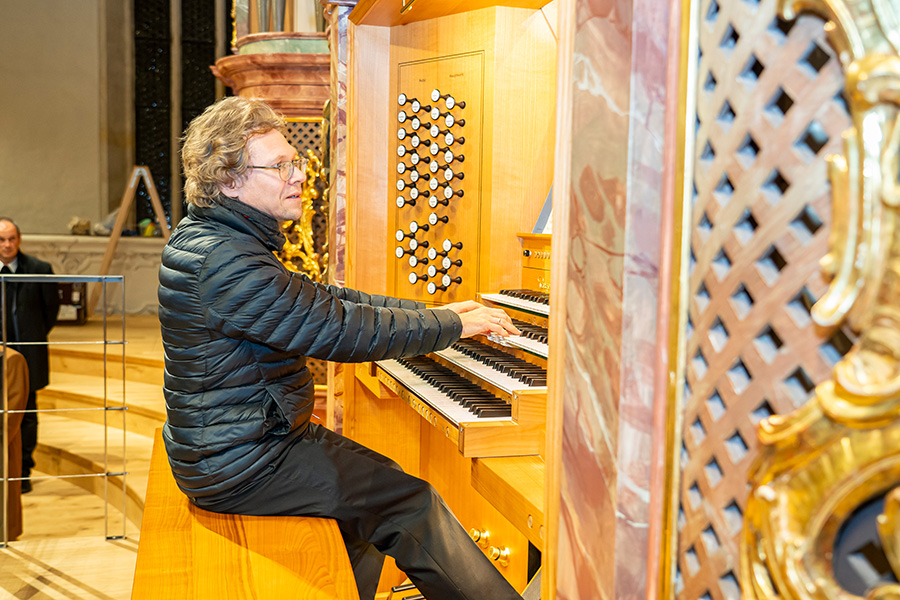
[320,0,357,289]
[552,0,681,597]
[321,0,358,434]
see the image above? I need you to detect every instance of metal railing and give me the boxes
[1,274,127,545]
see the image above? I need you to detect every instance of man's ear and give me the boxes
[217,176,242,199]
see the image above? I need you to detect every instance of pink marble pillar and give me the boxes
[554,0,681,597]
[321,0,357,289]
[321,0,357,434]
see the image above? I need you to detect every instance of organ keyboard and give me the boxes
[480,290,550,317]
[375,280,551,459]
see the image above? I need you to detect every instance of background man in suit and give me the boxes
[0,218,59,493]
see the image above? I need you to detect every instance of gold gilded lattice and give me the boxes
[675,1,853,598]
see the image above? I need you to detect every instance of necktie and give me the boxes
[1,265,16,342]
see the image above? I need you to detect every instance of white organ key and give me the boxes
[432,347,547,394]
[377,359,511,426]
[496,335,548,359]
[481,292,550,317]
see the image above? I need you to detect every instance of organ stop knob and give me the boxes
[443,239,463,253]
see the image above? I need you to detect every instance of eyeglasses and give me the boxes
[248,157,308,181]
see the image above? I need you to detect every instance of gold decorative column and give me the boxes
[742,1,900,598]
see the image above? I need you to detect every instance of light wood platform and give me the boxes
[132,430,359,599]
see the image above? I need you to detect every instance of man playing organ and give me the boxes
[157,96,524,600]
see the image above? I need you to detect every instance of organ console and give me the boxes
[345,2,558,594]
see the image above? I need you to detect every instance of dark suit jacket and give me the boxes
[5,252,59,391]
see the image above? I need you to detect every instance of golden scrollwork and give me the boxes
[742,0,900,598]
[277,148,329,282]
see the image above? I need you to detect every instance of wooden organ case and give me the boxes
[344,1,557,595]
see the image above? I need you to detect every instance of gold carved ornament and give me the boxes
[741,1,900,598]
[277,148,329,282]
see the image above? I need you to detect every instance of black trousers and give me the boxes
[193,423,523,600]
[20,389,37,478]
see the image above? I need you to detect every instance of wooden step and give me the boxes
[33,414,153,530]
[40,372,166,438]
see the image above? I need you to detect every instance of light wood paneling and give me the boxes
[471,455,545,548]
[347,23,392,296]
[351,0,552,27]
[419,423,530,591]
[385,6,556,304]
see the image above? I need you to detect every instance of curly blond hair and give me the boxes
[181,97,287,207]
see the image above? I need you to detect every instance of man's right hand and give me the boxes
[443,303,521,338]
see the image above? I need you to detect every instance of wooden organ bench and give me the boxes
[132,430,359,599]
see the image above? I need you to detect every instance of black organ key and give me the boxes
[451,340,548,386]
[397,356,512,418]
[499,288,550,306]
[510,318,549,344]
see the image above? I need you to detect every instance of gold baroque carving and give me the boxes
[742,0,900,598]
[277,148,329,281]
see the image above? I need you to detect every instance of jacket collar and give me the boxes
[189,194,285,251]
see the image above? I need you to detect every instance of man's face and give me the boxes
[0,221,20,264]
[221,129,307,222]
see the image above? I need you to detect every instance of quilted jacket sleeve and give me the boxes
[201,247,460,362]
[311,279,424,310]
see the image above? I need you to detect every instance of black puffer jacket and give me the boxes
[158,196,462,498]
